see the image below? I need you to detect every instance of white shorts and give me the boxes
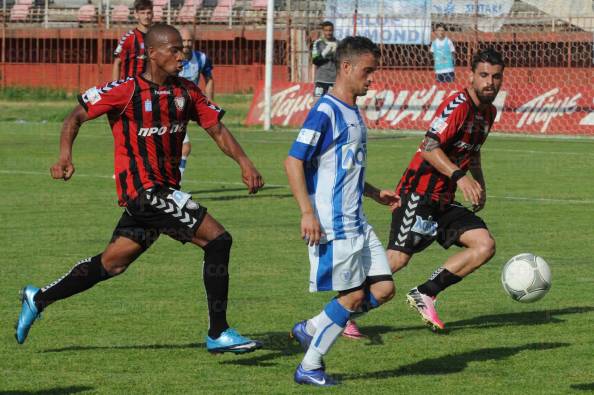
[308,224,391,292]
[183,132,190,145]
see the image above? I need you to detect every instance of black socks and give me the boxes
[34,254,111,311]
[417,267,462,297]
[203,232,232,339]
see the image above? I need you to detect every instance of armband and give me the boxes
[450,170,466,183]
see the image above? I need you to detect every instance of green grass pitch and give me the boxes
[1,95,594,394]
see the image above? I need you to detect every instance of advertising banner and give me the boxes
[325,0,432,44]
[246,75,594,135]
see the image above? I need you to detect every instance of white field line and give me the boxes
[1,170,592,204]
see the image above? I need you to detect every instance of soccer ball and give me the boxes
[501,253,552,303]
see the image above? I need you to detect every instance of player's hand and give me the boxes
[240,163,265,194]
[301,212,324,246]
[376,190,401,212]
[50,159,75,181]
[473,188,487,212]
[457,176,482,206]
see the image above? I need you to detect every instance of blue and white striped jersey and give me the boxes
[179,50,213,85]
[289,94,368,241]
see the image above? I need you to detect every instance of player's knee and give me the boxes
[475,235,496,264]
[387,250,411,273]
[375,281,395,303]
[101,256,131,276]
[340,289,366,311]
[204,231,233,255]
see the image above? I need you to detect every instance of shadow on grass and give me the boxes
[446,306,594,331]
[0,386,93,394]
[196,193,294,202]
[296,305,594,346]
[188,185,284,194]
[42,342,202,353]
[218,330,304,367]
[335,342,569,381]
[385,306,594,335]
[571,383,594,391]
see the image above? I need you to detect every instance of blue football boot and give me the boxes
[206,328,263,354]
[290,320,313,351]
[15,285,41,344]
[294,364,337,386]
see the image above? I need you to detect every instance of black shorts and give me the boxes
[314,82,334,97]
[112,186,207,250]
[388,193,487,255]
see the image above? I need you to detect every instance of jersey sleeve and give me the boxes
[188,83,225,129]
[288,105,333,161]
[114,31,130,57]
[425,99,469,146]
[77,80,133,120]
[429,41,435,53]
[201,54,213,79]
[448,38,455,53]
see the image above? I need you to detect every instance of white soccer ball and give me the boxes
[501,253,552,303]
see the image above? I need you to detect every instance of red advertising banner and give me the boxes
[246,70,594,135]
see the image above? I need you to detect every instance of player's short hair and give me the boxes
[321,21,334,29]
[145,24,180,48]
[134,0,153,11]
[434,23,446,30]
[471,47,505,71]
[336,36,380,67]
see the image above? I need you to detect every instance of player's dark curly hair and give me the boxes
[134,0,153,11]
[336,36,380,68]
[321,21,334,29]
[471,47,505,71]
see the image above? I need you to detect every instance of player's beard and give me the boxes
[475,87,498,104]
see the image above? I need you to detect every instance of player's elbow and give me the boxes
[420,150,434,162]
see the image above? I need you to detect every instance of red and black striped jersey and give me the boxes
[78,76,224,206]
[114,29,147,79]
[396,90,496,204]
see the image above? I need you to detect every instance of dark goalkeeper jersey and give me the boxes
[78,75,224,206]
[396,90,496,204]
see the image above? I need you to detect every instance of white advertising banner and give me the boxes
[325,0,432,44]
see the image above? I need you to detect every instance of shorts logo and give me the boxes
[174,96,186,111]
[412,215,438,237]
[340,270,352,282]
[185,199,199,210]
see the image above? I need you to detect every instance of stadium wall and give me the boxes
[0,27,290,93]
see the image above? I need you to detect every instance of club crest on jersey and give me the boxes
[144,99,152,112]
[174,96,186,111]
